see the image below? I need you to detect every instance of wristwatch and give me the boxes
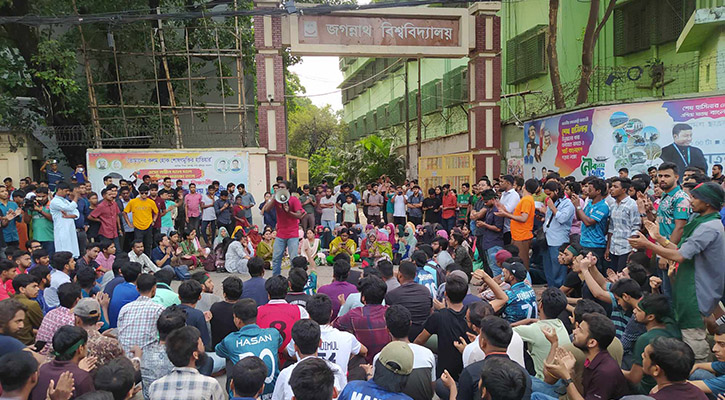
[562,378,574,386]
[640,213,647,218]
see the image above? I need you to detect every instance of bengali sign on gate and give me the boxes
[289,9,470,57]
[86,149,249,194]
[521,95,725,179]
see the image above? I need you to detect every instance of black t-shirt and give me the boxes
[286,292,312,308]
[385,282,433,342]
[562,270,582,298]
[210,301,237,347]
[422,197,441,223]
[422,306,469,380]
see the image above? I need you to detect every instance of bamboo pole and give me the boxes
[110,31,130,138]
[149,27,165,136]
[185,27,195,138]
[234,0,247,147]
[72,0,102,148]
[156,7,184,148]
[213,26,228,133]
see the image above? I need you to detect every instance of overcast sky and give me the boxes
[288,56,345,112]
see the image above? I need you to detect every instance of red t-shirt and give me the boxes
[257,301,303,361]
[442,192,457,219]
[274,196,303,239]
[152,196,166,229]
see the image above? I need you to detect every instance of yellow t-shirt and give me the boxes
[124,197,158,230]
[510,195,535,241]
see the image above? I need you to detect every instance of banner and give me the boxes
[522,95,725,179]
[86,149,250,194]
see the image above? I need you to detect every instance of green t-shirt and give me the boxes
[457,193,471,221]
[161,200,175,228]
[31,207,54,242]
[632,326,681,394]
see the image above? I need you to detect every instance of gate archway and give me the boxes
[253,1,502,186]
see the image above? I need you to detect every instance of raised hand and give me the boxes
[47,371,75,400]
[540,325,558,345]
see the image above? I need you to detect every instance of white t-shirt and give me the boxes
[319,196,336,222]
[499,188,520,233]
[372,342,436,382]
[201,195,216,221]
[393,194,407,217]
[462,331,526,369]
[271,355,346,400]
[286,325,361,375]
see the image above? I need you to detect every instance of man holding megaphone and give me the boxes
[262,180,305,275]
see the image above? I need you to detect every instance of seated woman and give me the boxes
[256,228,275,269]
[225,230,254,274]
[212,227,229,249]
[326,227,358,266]
[179,228,209,270]
[364,231,392,267]
[299,228,322,268]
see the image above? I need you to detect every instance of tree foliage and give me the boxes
[288,101,344,159]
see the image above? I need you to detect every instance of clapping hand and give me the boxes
[78,356,97,372]
[643,220,660,241]
[540,325,558,345]
[47,371,75,400]
[628,231,650,249]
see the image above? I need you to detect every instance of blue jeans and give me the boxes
[321,219,335,232]
[442,217,456,232]
[486,246,503,277]
[531,376,562,398]
[543,245,567,287]
[272,236,299,275]
[40,241,56,256]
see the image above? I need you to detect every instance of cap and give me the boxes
[503,261,527,281]
[377,342,413,375]
[450,270,469,283]
[495,249,513,265]
[73,298,101,318]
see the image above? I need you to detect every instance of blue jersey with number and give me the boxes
[338,380,414,400]
[503,282,538,323]
[215,323,283,396]
[415,267,437,298]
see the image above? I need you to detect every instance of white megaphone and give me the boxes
[274,188,291,204]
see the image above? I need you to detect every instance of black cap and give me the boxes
[503,261,527,281]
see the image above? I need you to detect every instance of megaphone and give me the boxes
[274,188,291,204]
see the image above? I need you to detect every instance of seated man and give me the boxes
[478,261,537,324]
[643,337,707,399]
[690,325,725,396]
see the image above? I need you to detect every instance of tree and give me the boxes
[576,0,617,105]
[288,101,344,159]
[547,0,565,109]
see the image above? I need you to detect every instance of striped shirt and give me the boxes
[608,196,640,256]
[148,367,225,400]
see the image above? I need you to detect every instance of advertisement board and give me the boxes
[86,149,250,194]
[522,95,725,179]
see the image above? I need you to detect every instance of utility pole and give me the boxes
[416,59,422,172]
[404,59,410,172]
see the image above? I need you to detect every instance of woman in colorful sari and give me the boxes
[256,228,275,269]
[365,231,393,266]
[180,228,209,269]
[299,228,321,268]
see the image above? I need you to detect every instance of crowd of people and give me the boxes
[1,160,725,400]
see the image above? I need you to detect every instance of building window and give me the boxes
[613,0,695,56]
[505,24,547,85]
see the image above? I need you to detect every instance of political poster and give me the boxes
[522,95,725,179]
[86,149,250,194]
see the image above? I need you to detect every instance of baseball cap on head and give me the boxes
[73,298,100,318]
[503,261,527,281]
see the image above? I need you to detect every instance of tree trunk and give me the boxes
[547,0,565,109]
[575,0,617,105]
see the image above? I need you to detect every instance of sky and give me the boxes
[287,0,371,112]
[288,56,345,112]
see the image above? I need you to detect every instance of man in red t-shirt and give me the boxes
[262,181,304,275]
[256,275,308,363]
[441,183,458,233]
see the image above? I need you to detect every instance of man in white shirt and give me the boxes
[374,305,436,400]
[286,294,367,376]
[319,187,337,233]
[273,319,346,400]
[392,186,408,227]
[458,300,525,368]
[128,239,160,273]
[45,251,75,308]
[49,182,80,257]
[498,175,521,245]
[200,185,217,245]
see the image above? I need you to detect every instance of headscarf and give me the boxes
[436,229,448,240]
[420,224,437,245]
[386,223,396,246]
[248,225,262,247]
[403,224,417,254]
[213,227,229,248]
